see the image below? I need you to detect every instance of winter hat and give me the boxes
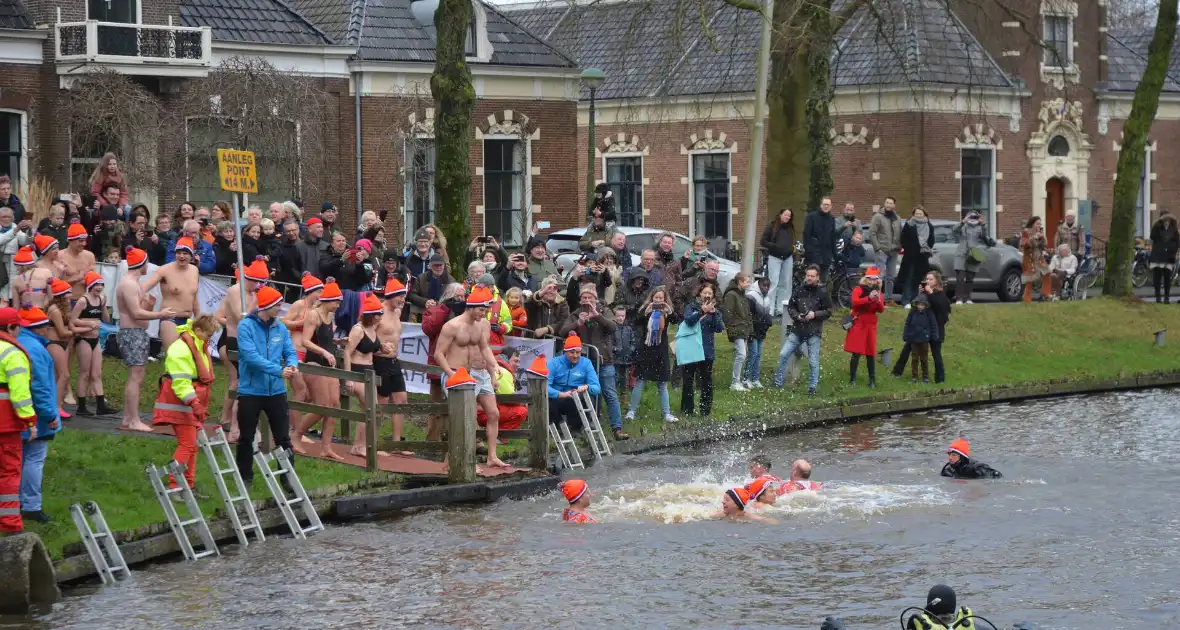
[383,249,401,263]
[125,246,147,270]
[0,308,20,327]
[725,487,751,511]
[912,293,930,308]
[477,273,496,288]
[445,367,477,390]
[18,306,49,328]
[864,266,881,280]
[306,217,323,226]
[13,246,34,266]
[948,439,970,458]
[561,479,588,504]
[926,584,957,617]
[256,286,284,311]
[243,257,270,282]
[84,271,105,291]
[301,272,323,294]
[525,356,549,377]
[67,223,88,241]
[320,201,335,212]
[174,236,196,255]
[746,477,775,502]
[50,278,72,297]
[383,278,407,297]
[355,239,373,254]
[563,332,583,352]
[361,293,384,316]
[34,234,58,256]
[319,279,343,302]
[466,286,493,306]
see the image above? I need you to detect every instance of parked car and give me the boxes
[853,219,1024,302]
[545,226,740,289]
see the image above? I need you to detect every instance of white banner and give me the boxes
[396,323,555,394]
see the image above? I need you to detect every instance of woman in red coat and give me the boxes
[844,266,886,388]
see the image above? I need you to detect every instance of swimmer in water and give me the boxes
[745,477,778,508]
[560,480,596,524]
[715,487,776,523]
[781,459,824,493]
[747,454,782,484]
[940,439,1002,479]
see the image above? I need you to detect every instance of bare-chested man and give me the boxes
[116,247,176,432]
[216,259,267,441]
[143,236,200,349]
[13,236,61,309]
[58,223,96,299]
[435,285,508,468]
[352,278,412,457]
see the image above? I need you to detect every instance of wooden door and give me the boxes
[1045,178,1065,246]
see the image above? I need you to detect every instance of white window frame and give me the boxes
[402,135,436,243]
[86,0,143,23]
[687,150,732,240]
[183,115,303,205]
[958,146,997,240]
[1136,146,1152,238]
[465,2,493,63]
[602,153,644,228]
[0,109,29,193]
[481,134,532,247]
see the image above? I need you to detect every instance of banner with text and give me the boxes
[395,323,555,394]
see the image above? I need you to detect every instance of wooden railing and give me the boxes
[227,352,549,483]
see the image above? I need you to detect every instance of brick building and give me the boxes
[0,0,582,242]
[510,0,1171,247]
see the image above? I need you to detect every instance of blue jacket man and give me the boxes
[18,326,60,522]
[545,333,600,433]
[234,286,298,483]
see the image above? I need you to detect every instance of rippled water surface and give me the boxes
[17,389,1180,629]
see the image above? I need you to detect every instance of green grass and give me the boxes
[617,298,1180,436]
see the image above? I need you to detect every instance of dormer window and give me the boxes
[465,20,477,56]
[409,0,491,62]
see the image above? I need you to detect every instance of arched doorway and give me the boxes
[1045,178,1066,245]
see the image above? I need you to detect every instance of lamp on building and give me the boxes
[410,0,440,26]
[581,67,606,213]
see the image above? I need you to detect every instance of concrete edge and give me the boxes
[613,372,1180,456]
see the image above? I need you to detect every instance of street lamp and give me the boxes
[581,67,606,213]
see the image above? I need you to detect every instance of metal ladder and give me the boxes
[572,389,612,460]
[146,462,219,561]
[548,421,584,470]
[68,501,129,584]
[198,427,265,547]
[254,448,323,539]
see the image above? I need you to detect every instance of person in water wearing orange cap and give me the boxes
[715,487,776,522]
[745,477,779,508]
[560,479,596,523]
[941,439,1002,479]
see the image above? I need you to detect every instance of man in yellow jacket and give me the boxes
[0,308,37,532]
[152,315,221,494]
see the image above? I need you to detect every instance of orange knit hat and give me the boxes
[13,246,34,267]
[50,278,72,297]
[361,293,384,316]
[67,223,88,241]
[319,279,342,302]
[33,234,58,255]
[301,272,323,294]
[525,356,549,377]
[746,477,775,502]
[563,332,583,351]
[243,257,270,283]
[864,266,882,279]
[948,439,970,458]
[174,236,196,255]
[445,367,477,390]
[256,286,284,311]
[466,286,493,306]
[84,271,104,291]
[125,246,147,269]
[18,306,48,328]
[561,479,588,504]
[725,487,751,511]
[383,278,407,297]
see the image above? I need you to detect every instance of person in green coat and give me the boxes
[721,273,753,391]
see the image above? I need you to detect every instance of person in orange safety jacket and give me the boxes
[152,315,221,494]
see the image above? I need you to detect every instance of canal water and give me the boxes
[21,389,1180,630]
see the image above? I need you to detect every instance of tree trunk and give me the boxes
[766,0,813,221]
[805,0,834,212]
[430,0,476,268]
[1104,0,1178,297]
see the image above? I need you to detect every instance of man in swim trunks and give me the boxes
[58,223,95,300]
[560,479,596,523]
[355,277,410,456]
[143,237,201,349]
[215,258,267,441]
[435,285,508,468]
[116,247,176,432]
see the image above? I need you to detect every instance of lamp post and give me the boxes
[741,0,774,275]
[581,67,606,213]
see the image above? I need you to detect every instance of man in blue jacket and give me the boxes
[235,286,298,484]
[165,219,217,275]
[17,310,61,522]
[546,333,600,434]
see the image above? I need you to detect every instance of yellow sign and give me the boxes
[217,149,258,194]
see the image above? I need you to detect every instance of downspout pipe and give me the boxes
[355,70,364,225]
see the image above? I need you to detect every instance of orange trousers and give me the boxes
[169,425,199,489]
[0,432,22,532]
[477,404,527,431]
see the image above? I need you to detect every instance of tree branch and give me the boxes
[720,0,764,15]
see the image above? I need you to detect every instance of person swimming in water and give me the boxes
[716,487,776,523]
[940,439,1002,479]
[782,459,824,493]
[745,477,778,508]
[747,454,783,483]
[560,479,596,523]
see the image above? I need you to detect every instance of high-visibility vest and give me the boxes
[152,330,213,427]
[911,607,975,630]
[0,335,35,434]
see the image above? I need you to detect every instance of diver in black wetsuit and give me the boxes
[941,439,1002,479]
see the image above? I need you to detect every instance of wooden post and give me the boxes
[526,374,550,471]
[447,384,477,484]
[364,368,378,473]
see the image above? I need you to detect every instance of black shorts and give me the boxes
[218,334,238,367]
[374,356,406,397]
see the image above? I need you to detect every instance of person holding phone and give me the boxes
[844,266,886,388]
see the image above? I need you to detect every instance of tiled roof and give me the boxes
[289,0,575,67]
[0,0,33,30]
[180,0,335,45]
[507,0,1017,100]
[1103,30,1180,93]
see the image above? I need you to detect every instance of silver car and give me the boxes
[856,219,1024,302]
[545,226,740,289]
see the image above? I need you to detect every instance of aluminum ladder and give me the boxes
[572,389,612,460]
[68,501,129,584]
[198,426,265,547]
[146,461,219,561]
[254,448,323,539]
[548,421,584,470]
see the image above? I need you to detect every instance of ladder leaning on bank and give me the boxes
[549,421,584,470]
[69,501,129,584]
[254,448,323,539]
[198,426,265,547]
[146,461,220,562]
[572,389,612,460]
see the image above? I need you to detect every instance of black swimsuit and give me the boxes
[305,319,336,366]
[350,329,381,374]
[76,296,103,349]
